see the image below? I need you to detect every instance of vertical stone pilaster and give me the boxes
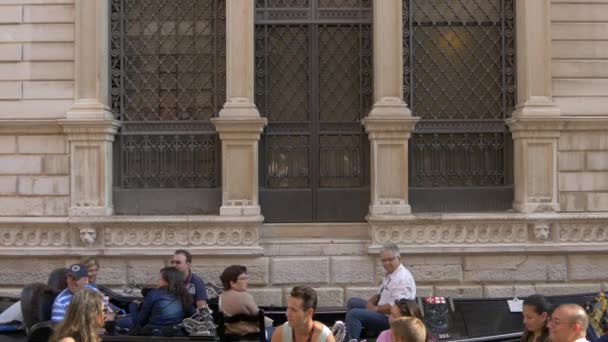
[363,0,418,216]
[212,0,267,216]
[507,0,562,213]
[61,0,119,216]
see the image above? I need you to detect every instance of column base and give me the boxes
[513,201,560,213]
[220,205,261,216]
[66,99,114,121]
[369,203,412,216]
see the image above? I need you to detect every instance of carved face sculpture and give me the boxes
[79,227,97,246]
[533,223,550,241]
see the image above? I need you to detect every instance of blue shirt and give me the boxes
[51,285,98,322]
[185,272,208,303]
[137,288,194,328]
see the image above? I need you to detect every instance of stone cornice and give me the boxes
[561,116,608,131]
[211,117,268,139]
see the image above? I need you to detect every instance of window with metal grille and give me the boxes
[403,0,515,212]
[110,0,225,214]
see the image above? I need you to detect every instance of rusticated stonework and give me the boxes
[0,227,68,247]
[557,223,608,242]
[371,223,528,245]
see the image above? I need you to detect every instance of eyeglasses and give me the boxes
[170,260,183,265]
[548,318,575,326]
[381,256,397,263]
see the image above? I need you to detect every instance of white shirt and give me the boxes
[378,264,416,306]
[574,338,589,342]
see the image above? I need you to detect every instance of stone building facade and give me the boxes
[0,0,607,307]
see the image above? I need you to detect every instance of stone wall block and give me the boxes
[249,288,283,307]
[0,176,17,195]
[127,259,166,286]
[23,42,73,61]
[568,255,608,280]
[483,285,536,298]
[43,155,69,175]
[560,172,608,192]
[409,265,463,283]
[0,136,17,153]
[93,258,127,286]
[558,151,585,171]
[416,286,434,297]
[18,176,69,195]
[43,196,68,216]
[587,152,608,171]
[192,257,269,286]
[0,6,22,23]
[559,132,608,151]
[0,155,42,174]
[17,135,66,154]
[23,81,74,99]
[271,257,329,285]
[345,287,379,301]
[23,4,74,23]
[313,287,345,307]
[0,258,64,285]
[0,43,22,61]
[0,81,22,100]
[0,197,43,215]
[587,193,608,211]
[464,256,564,282]
[435,286,483,298]
[560,193,587,212]
[535,283,601,296]
[331,256,375,284]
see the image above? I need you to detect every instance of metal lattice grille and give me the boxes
[111,0,225,189]
[256,0,371,221]
[404,0,515,211]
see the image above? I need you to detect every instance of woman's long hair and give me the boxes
[160,266,193,309]
[49,289,103,342]
[521,294,551,342]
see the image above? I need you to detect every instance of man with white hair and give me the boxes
[344,243,416,340]
[548,304,590,342]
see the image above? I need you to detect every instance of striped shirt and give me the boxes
[51,285,97,322]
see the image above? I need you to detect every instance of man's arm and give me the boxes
[270,324,283,342]
[193,275,208,308]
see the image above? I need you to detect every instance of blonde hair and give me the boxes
[49,289,104,342]
[79,256,100,270]
[390,317,426,342]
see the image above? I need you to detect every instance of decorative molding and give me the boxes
[0,119,64,135]
[0,227,68,248]
[557,222,608,243]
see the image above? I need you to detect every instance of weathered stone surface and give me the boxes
[23,81,73,99]
[0,24,73,43]
[271,257,329,285]
[405,256,464,266]
[263,244,324,256]
[43,155,69,175]
[535,283,601,296]
[18,176,69,195]
[17,135,66,154]
[558,152,585,171]
[435,286,483,298]
[0,258,64,285]
[90,258,128,286]
[0,62,73,80]
[416,286,434,297]
[0,43,21,61]
[560,172,608,191]
[483,285,536,298]
[331,256,375,284]
[560,132,608,151]
[0,81,22,100]
[587,152,608,171]
[568,255,608,280]
[0,136,16,153]
[22,42,73,61]
[0,99,72,119]
[0,155,42,174]
[0,176,17,195]
[345,287,379,301]
[0,5,22,23]
[587,193,608,211]
[464,256,566,282]
[127,259,166,286]
[23,4,73,23]
[43,196,68,216]
[249,288,283,306]
[560,192,586,212]
[0,197,44,215]
[313,287,344,307]
[409,265,463,283]
[191,257,269,286]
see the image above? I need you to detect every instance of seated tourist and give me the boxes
[118,266,194,334]
[219,265,273,340]
[390,317,426,342]
[377,299,434,342]
[521,294,551,342]
[49,289,105,342]
[345,243,416,340]
[79,256,100,287]
[271,285,335,342]
[171,249,208,308]
[52,264,100,323]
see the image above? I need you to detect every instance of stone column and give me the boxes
[61,0,120,216]
[211,0,266,216]
[506,0,562,213]
[363,0,418,216]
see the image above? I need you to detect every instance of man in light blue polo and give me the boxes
[51,264,98,322]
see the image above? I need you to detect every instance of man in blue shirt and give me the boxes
[171,249,208,308]
[51,264,99,322]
